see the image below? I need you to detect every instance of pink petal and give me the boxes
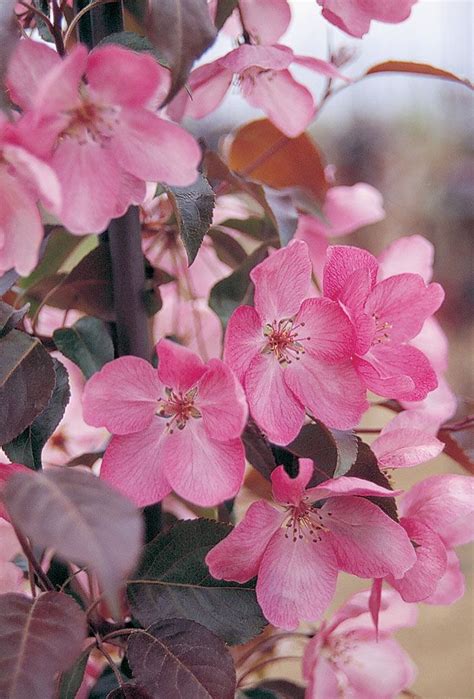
[400,376,457,429]
[296,297,355,361]
[292,54,351,82]
[304,653,340,699]
[168,62,232,121]
[238,0,291,44]
[82,357,162,435]
[317,0,417,38]
[284,355,368,430]
[3,144,61,213]
[294,214,328,282]
[196,359,248,441]
[160,421,245,506]
[369,577,382,637]
[271,459,314,505]
[245,352,305,445]
[241,68,315,138]
[378,234,434,283]
[205,500,284,583]
[220,44,293,73]
[52,137,121,234]
[34,44,88,116]
[156,338,207,392]
[7,38,60,110]
[400,474,474,548]
[323,245,378,301]
[87,45,163,107]
[307,476,401,502]
[223,305,263,383]
[251,240,312,322]
[339,637,417,699]
[424,550,465,605]
[256,529,338,629]
[322,183,385,237]
[371,427,444,469]
[410,317,449,375]
[100,421,171,507]
[331,587,418,636]
[365,274,444,344]
[387,517,447,603]
[322,496,417,579]
[113,108,201,186]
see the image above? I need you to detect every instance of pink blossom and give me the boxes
[323,245,444,401]
[317,0,418,38]
[386,474,474,604]
[371,410,444,469]
[303,588,417,698]
[7,39,201,234]
[169,2,349,137]
[82,339,248,507]
[0,114,61,276]
[224,241,367,444]
[206,459,416,629]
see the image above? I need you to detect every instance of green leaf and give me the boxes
[214,0,238,29]
[58,649,90,699]
[128,519,267,645]
[0,330,56,445]
[164,174,216,265]
[0,301,29,338]
[53,316,114,379]
[3,358,70,470]
[209,245,268,326]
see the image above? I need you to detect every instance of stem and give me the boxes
[51,0,66,55]
[237,655,301,688]
[12,525,54,592]
[236,632,310,668]
[95,634,124,688]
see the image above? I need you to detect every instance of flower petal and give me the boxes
[424,550,465,605]
[238,0,291,44]
[307,476,401,502]
[271,459,314,506]
[205,500,283,583]
[371,426,444,469]
[323,245,378,302]
[6,38,60,110]
[223,305,263,383]
[156,338,206,392]
[296,297,355,361]
[168,62,232,121]
[196,358,248,441]
[377,234,434,283]
[220,44,293,73]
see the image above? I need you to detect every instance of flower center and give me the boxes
[371,313,392,346]
[156,386,201,433]
[283,500,330,543]
[262,319,309,367]
[61,94,120,146]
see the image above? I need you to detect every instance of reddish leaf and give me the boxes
[242,420,277,481]
[3,468,143,614]
[365,61,473,90]
[0,592,87,699]
[226,119,329,202]
[0,330,56,445]
[107,686,153,699]
[287,421,358,483]
[0,300,29,338]
[127,619,236,699]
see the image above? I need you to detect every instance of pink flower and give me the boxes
[0,115,61,276]
[371,410,444,469]
[82,339,248,507]
[317,0,418,38]
[7,39,201,234]
[224,241,368,444]
[303,588,418,698]
[323,245,444,401]
[386,474,474,604]
[169,2,349,137]
[205,459,416,629]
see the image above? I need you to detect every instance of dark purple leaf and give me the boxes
[242,421,277,480]
[58,649,91,699]
[207,228,247,269]
[107,685,153,699]
[287,422,358,485]
[0,591,87,699]
[127,619,236,699]
[346,441,398,521]
[0,330,56,444]
[3,468,143,613]
[53,316,114,379]
[213,0,238,29]
[243,680,305,698]
[0,0,17,110]
[0,301,29,337]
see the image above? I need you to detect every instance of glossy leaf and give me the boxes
[0,330,56,445]
[3,358,70,470]
[53,316,114,379]
[128,519,266,645]
[58,649,90,699]
[346,441,398,522]
[164,174,216,264]
[242,420,277,481]
[4,468,143,614]
[287,421,359,483]
[0,300,29,338]
[365,61,473,90]
[0,592,87,699]
[127,619,236,699]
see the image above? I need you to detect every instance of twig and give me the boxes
[12,524,54,592]
[95,634,124,688]
[237,655,301,688]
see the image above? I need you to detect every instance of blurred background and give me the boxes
[191,1,473,696]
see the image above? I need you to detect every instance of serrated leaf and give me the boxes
[4,468,143,614]
[0,301,29,337]
[58,649,90,699]
[0,592,87,699]
[3,358,70,470]
[0,330,56,445]
[164,174,215,265]
[53,316,114,379]
[127,619,236,699]
[209,245,268,326]
[128,519,266,645]
[124,0,216,102]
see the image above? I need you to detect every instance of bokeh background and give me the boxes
[190,1,473,696]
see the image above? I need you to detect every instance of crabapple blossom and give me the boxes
[169,0,349,137]
[317,0,418,38]
[6,39,201,234]
[82,339,248,507]
[0,115,61,276]
[206,459,416,629]
[323,244,444,401]
[385,474,474,604]
[224,240,368,444]
[303,588,418,698]
[371,410,444,469]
